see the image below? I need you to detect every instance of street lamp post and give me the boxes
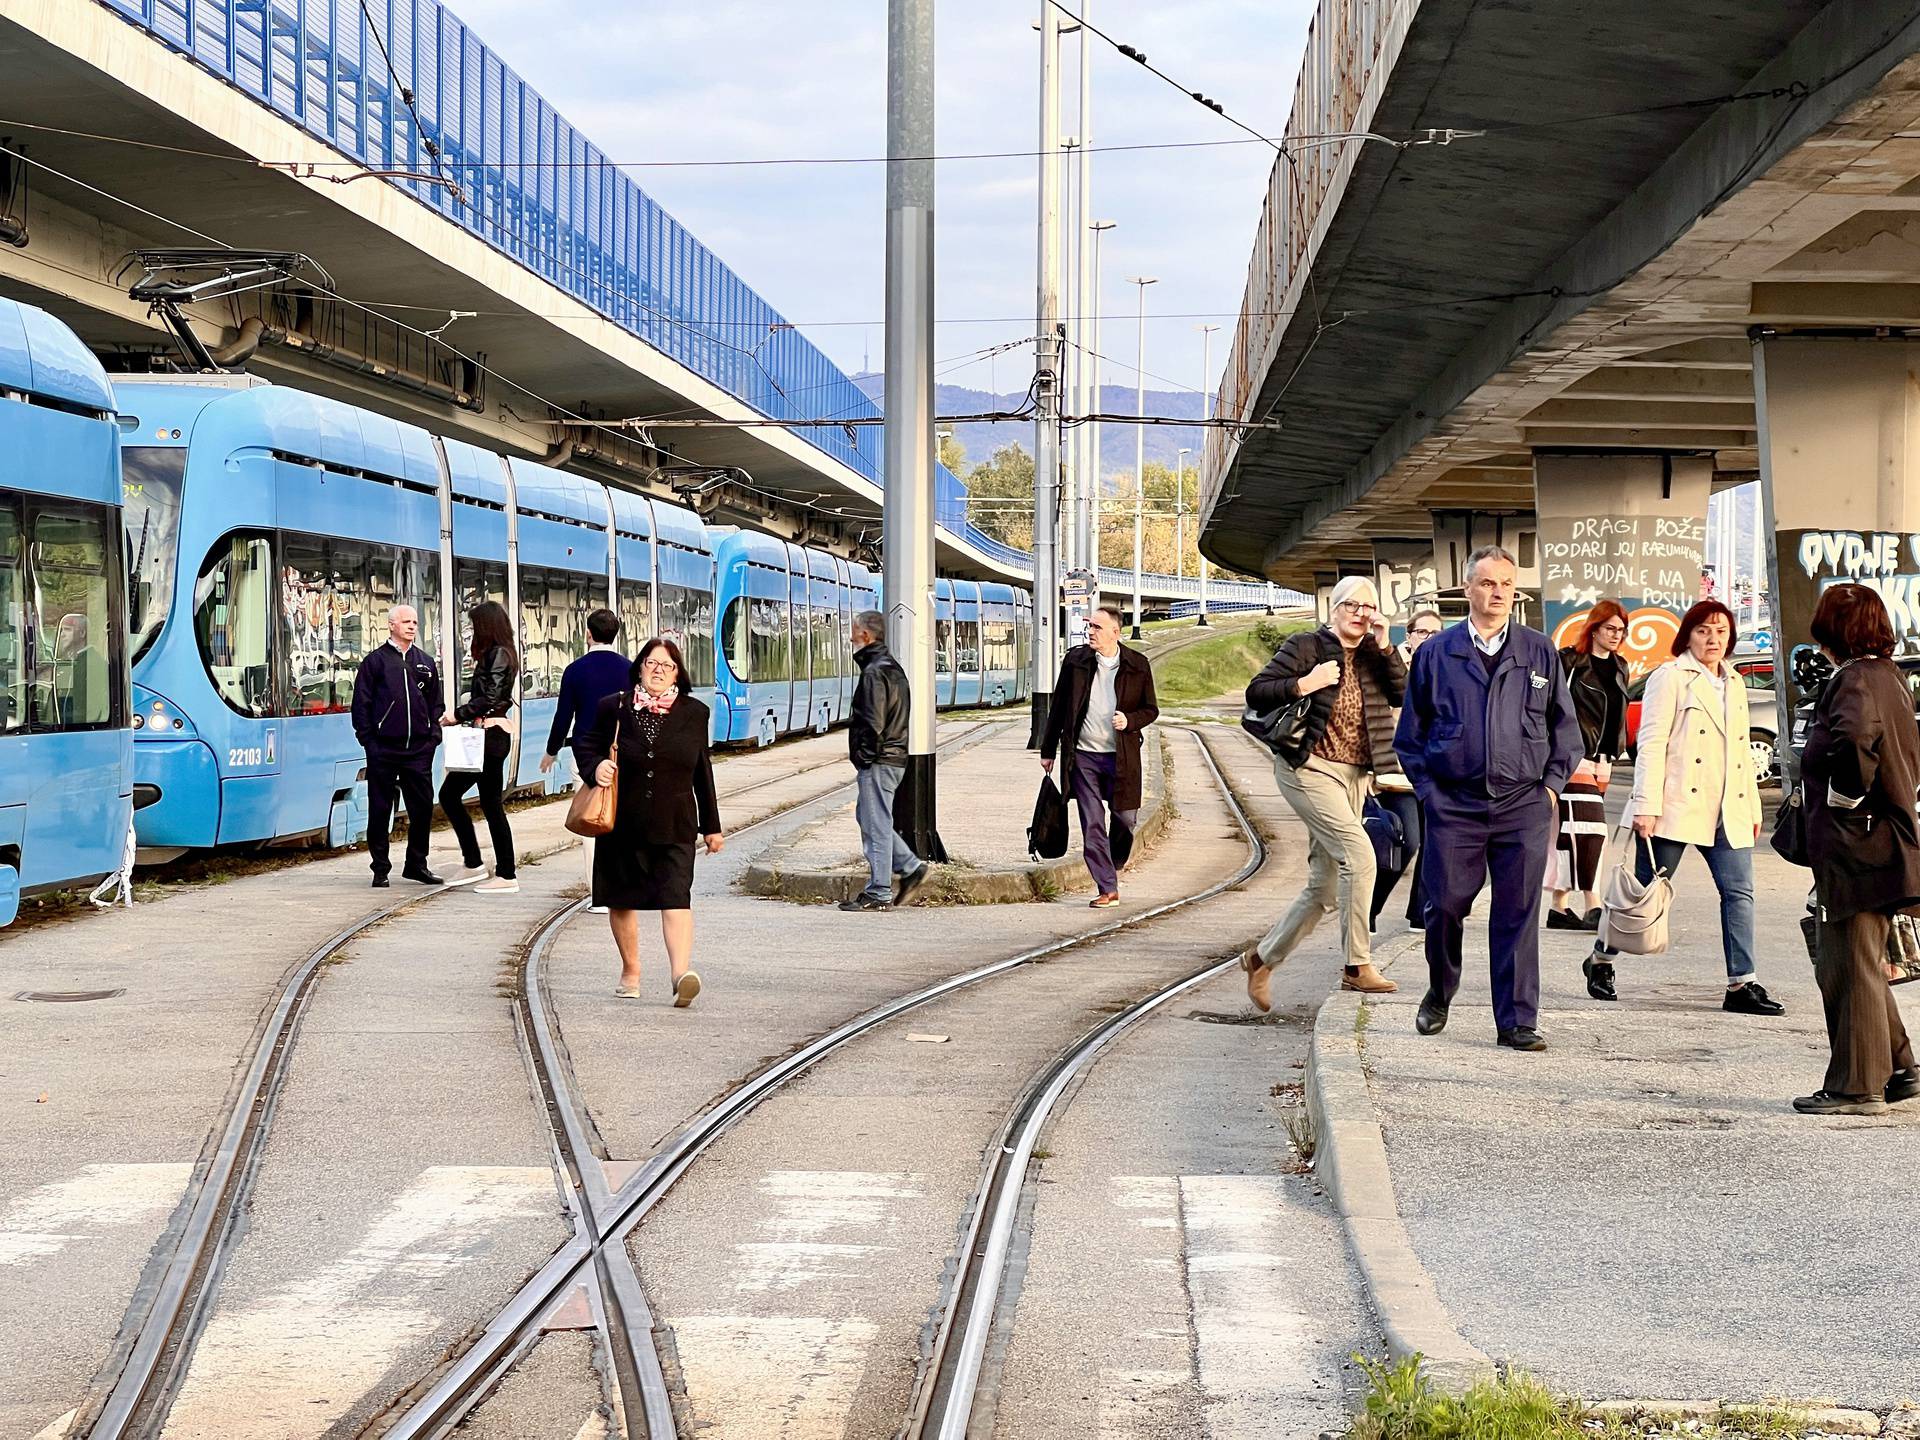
[1088,219,1115,579]
[1029,0,1064,745]
[1175,445,1190,581]
[1196,323,1219,627]
[1127,274,1157,639]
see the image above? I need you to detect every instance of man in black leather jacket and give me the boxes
[844,611,928,911]
[349,604,443,887]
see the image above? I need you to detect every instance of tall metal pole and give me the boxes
[1070,3,1096,577]
[1175,446,1190,580]
[884,0,944,858]
[1029,0,1064,744]
[1060,135,1080,577]
[1089,219,1115,579]
[1128,275,1156,639]
[1196,323,1218,626]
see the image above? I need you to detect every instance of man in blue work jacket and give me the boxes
[1395,546,1583,1050]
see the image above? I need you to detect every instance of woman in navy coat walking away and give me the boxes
[575,637,724,1007]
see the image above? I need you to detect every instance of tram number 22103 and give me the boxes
[228,746,267,768]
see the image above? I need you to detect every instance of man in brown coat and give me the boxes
[1040,605,1159,907]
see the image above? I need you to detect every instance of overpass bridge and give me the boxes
[0,0,1281,611]
[1202,0,1920,667]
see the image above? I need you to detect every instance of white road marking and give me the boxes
[29,1408,77,1440]
[665,1172,920,1435]
[668,1315,878,1440]
[0,1163,191,1267]
[160,1165,553,1439]
[1180,1174,1338,1437]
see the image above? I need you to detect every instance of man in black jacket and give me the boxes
[1040,605,1159,908]
[350,604,443,888]
[843,610,928,911]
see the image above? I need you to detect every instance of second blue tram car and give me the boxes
[0,297,132,922]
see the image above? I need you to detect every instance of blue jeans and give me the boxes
[1604,826,1756,982]
[856,763,923,901]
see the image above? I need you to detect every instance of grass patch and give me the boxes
[1282,1107,1317,1166]
[1346,1357,1815,1440]
[1151,619,1306,705]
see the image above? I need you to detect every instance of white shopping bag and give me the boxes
[443,724,487,773]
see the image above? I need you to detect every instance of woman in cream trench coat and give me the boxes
[1587,600,1783,1016]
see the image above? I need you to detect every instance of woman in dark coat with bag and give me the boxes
[1795,583,1920,1115]
[439,600,520,894]
[575,637,723,1007]
[1547,600,1631,932]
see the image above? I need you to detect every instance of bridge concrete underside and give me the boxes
[1203,0,1920,589]
[0,0,1049,582]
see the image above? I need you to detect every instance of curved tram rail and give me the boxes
[372,727,1265,1438]
[72,727,973,1440]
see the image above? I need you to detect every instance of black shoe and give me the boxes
[1793,1089,1889,1116]
[371,874,391,889]
[1580,908,1603,931]
[1545,908,1584,930]
[893,865,930,907]
[1582,954,1617,1002]
[1415,992,1449,1036]
[1724,981,1785,1017]
[1887,1068,1920,1105]
[839,894,892,912]
[1497,1026,1547,1052]
[402,867,443,886]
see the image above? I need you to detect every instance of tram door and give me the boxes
[785,544,808,734]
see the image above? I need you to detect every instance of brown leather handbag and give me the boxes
[560,718,622,833]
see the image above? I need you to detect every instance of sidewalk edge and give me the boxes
[1306,987,1497,1391]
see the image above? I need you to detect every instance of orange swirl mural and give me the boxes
[1550,606,1681,682]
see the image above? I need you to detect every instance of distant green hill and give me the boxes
[852,374,1206,484]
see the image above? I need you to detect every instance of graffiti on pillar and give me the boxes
[1537,513,1705,676]
[1548,606,1681,683]
[1776,529,1920,704]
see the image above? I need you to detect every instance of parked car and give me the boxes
[1625,646,1780,784]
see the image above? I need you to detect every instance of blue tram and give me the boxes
[111,375,1026,856]
[710,534,1032,746]
[0,298,132,922]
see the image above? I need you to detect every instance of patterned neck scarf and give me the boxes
[633,685,677,715]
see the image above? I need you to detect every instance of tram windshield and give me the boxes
[123,448,186,665]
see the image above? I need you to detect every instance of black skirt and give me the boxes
[593,839,696,911]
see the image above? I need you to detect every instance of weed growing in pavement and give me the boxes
[1282,1107,1317,1168]
[1345,1356,1817,1439]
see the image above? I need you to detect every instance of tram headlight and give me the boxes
[131,714,144,730]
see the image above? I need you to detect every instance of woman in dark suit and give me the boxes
[439,600,519,894]
[1796,583,1920,1116]
[575,637,723,1007]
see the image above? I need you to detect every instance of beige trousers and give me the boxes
[1257,755,1374,970]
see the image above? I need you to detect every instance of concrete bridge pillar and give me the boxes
[1532,452,1711,680]
[1756,335,1920,761]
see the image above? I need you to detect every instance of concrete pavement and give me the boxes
[1317,833,1920,1414]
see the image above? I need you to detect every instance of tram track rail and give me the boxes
[68,729,966,1440]
[367,725,1267,1440]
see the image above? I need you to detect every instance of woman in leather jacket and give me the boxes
[1547,600,1630,937]
[439,600,520,893]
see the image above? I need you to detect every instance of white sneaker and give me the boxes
[475,876,520,894]
[444,865,488,888]
[587,904,609,915]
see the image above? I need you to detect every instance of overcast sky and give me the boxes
[444,0,1311,417]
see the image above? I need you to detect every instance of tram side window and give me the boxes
[677,583,715,688]
[330,539,376,711]
[197,533,274,718]
[518,567,553,698]
[30,505,120,729]
[398,547,442,669]
[934,618,953,676]
[618,579,652,655]
[812,603,836,680]
[454,558,508,691]
[281,535,334,713]
[983,619,1015,673]
[748,596,787,683]
[0,498,23,733]
[957,620,981,673]
[720,596,749,682]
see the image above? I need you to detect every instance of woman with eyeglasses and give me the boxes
[1241,574,1407,1010]
[1547,600,1631,937]
[574,637,724,1007]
